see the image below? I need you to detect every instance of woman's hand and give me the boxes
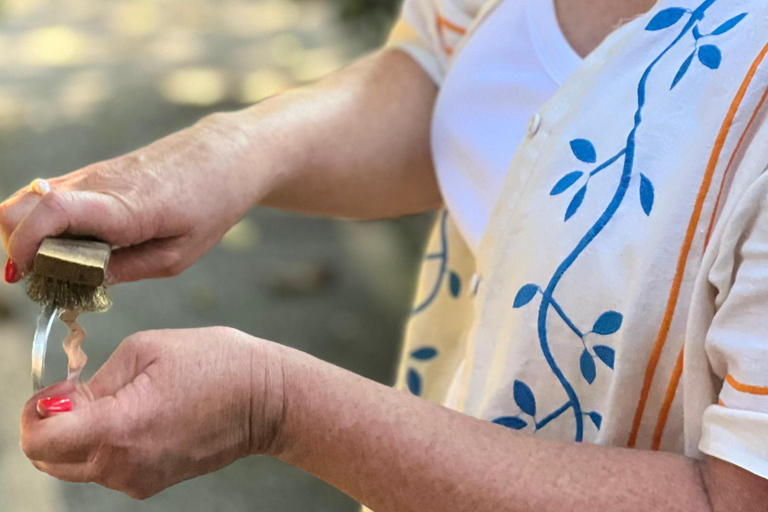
[0,115,273,283]
[20,327,286,499]
[0,49,441,284]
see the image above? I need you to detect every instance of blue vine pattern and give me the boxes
[412,210,462,315]
[407,210,462,396]
[493,1,747,441]
[407,347,439,396]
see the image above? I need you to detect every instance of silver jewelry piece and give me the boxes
[32,304,58,393]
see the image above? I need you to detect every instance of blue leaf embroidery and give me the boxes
[493,416,528,430]
[698,45,722,69]
[551,171,584,195]
[639,173,655,215]
[593,345,616,369]
[645,7,687,31]
[593,311,623,335]
[565,185,588,221]
[407,368,422,396]
[580,350,596,385]
[513,284,538,308]
[513,380,537,417]
[411,347,438,361]
[587,412,603,430]
[449,271,461,298]
[570,139,597,163]
[671,52,695,89]
[712,13,747,35]
[692,25,702,39]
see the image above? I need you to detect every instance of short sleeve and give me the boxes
[385,0,488,84]
[699,174,768,480]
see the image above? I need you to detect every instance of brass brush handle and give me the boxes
[34,238,111,287]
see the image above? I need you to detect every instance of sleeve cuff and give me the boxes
[699,405,768,479]
[386,20,444,85]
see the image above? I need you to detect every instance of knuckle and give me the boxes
[122,332,155,352]
[39,190,70,217]
[209,325,235,338]
[160,252,186,277]
[126,488,153,501]
[0,205,12,231]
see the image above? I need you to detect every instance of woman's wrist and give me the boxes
[194,100,308,210]
[246,337,291,457]
[263,343,328,465]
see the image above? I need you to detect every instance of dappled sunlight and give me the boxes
[220,0,301,36]
[0,0,357,129]
[241,68,293,102]
[108,0,162,37]
[160,66,228,106]
[16,26,93,67]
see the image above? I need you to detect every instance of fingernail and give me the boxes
[37,397,73,416]
[4,259,19,284]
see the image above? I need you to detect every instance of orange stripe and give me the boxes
[718,398,726,407]
[646,41,768,450]
[627,40,768,449]
[437,15,467,35]
[726,373,768,396]
[651,346,684,450]
[443,45,454,55]
[704,74,768,248]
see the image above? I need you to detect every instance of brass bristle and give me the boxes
[26,272,112,313]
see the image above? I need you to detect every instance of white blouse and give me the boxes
[431,0,581,251]
[388,0,768,486]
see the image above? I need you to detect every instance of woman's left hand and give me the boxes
[19,327,286,500]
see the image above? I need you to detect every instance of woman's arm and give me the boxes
[232,47,441,219]
[0,48,439,281]
[21,329,768,510]
[275,345,768,512]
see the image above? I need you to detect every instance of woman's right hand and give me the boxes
[0,113,272,284]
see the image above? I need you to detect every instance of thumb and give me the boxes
[7,190,145,273]
[21,381,110,464]
[21,335,158,464]
[85,333,159,400]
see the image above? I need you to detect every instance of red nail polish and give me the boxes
[4,259,19,283]
[37,397,73,416]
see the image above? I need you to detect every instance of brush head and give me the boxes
[26,238,112,312]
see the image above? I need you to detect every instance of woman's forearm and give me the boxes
[204,48,442,220]
[270,345,763,512]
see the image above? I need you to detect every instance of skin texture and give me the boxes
[21,328,285,499]
[3,0,768,509]
[18,331,768,510]
[0,49,439,283]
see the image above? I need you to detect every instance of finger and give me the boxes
[107,238,187,283]
[31,460,95,484]
[7,190,145,272]
[21,380,81,425]
[0,193,43,248]
[21,334,161,463]
[85,334,157,400]
[21,395,119,464]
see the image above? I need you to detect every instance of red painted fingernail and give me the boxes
[37,397,73,416]
[4,259,19,284]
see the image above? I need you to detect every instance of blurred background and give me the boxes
[0,0,434,510]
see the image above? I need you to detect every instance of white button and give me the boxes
[470,273,482,295]
[527,113,541,137]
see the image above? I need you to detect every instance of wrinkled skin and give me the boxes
[0,116,262,284]
[21,327,286,500]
